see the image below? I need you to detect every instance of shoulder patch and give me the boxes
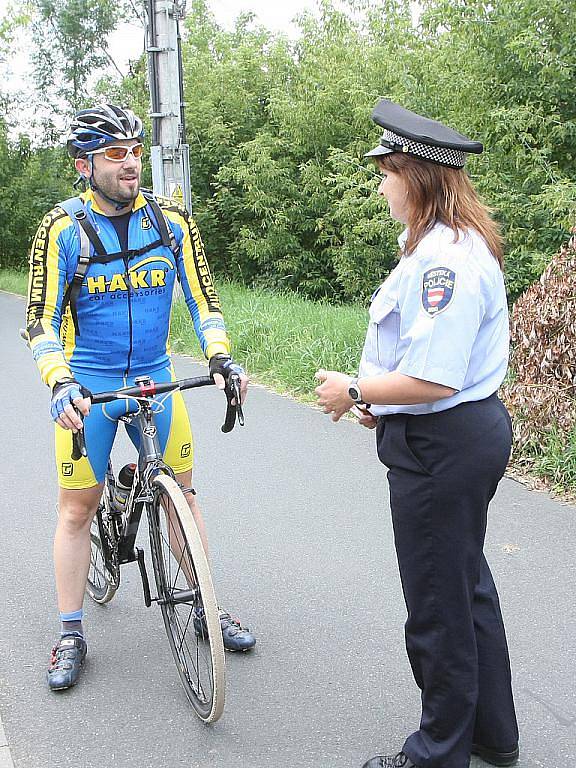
[421,267,456,316]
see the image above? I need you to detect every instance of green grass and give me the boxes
[172,282,367,400]
[0,268,27,295]
[528,426,576,495]
[1,268,367,401]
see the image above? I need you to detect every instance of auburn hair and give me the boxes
[377,153,503,268]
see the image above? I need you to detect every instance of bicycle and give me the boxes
[75,372,244,723]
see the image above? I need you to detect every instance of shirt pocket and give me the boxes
[369,299,400,372]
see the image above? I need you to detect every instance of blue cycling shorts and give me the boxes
[55,364,193,489]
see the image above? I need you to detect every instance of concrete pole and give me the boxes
[146,0,192,212]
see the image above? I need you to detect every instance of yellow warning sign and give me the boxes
[172,184,184,202]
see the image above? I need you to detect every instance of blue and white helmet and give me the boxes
[66,104,144,158]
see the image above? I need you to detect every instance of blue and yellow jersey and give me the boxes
[26,190,230,388]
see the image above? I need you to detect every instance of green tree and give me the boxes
[30,0,121,110]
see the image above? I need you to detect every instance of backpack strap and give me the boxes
[141,189,180,259]
[60,197,104,335]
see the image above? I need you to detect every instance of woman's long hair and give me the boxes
[377,153,504,268]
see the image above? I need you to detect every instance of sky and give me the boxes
[2,0,322,136]
[6,1,319,88]
[107,0,321,75]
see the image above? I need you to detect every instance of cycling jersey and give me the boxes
[26,189,230,388]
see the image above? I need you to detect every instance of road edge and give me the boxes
[0,719,15,768]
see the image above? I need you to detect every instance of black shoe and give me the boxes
[193,606,256,652]
[362,752,419,768]
[472,743,519,766]
[47,634,87,691]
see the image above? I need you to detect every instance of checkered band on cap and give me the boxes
[381,129,467,168]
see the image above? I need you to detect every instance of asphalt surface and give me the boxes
[0,289,575,768]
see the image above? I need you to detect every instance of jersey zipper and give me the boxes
[124,255,134,376]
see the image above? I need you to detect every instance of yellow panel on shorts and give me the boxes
[55,424,98,489]
[162,388,194,474]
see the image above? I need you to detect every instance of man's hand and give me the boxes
[209,354,249,405]
[50,379,91,432]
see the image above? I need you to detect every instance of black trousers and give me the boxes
[376,395,519,768]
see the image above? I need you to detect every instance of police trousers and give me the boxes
[376,394,519,768]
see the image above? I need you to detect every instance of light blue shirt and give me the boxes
[358,222,509,416]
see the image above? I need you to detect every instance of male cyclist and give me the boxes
[26,104,256,692]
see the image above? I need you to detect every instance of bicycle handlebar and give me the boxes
[71,373,244,460]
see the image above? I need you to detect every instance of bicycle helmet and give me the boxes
[67,104,144,158]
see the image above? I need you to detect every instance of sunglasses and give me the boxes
[88,143,144,162]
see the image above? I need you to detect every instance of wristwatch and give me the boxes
[348,377,366,405]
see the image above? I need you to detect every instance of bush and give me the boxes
[502,230,576,488]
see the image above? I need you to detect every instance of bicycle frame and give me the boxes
[114,399,167,570]
[81,372,238,719]
[83,372,243,604]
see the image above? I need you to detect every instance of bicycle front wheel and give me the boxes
[148,474,225,722]
[86,476,120,604]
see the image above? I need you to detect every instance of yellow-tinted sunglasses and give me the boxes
[88,143,144,162]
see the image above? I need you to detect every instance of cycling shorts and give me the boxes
[55,365,194,489]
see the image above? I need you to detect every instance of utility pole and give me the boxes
[145,0,192,212]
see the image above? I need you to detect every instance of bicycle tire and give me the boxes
[148,473,225,722]
[86,475,120,604]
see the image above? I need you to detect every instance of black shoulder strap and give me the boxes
[59,197,109,336]
[141,190,180,257]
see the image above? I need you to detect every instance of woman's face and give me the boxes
[377,166,410,223]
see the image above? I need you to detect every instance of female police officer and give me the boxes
[315,100,519,768]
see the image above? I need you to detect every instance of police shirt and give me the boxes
[358,222,509,416]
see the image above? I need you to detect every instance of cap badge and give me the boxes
[421,267,456,316]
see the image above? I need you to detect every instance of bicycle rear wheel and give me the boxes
[86,474,120,604]
[148,473,225,722]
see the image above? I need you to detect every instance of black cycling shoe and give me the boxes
[472,743,519,766]
[47,634,87,691]
[362,752,419,768]
[193,606,256,652]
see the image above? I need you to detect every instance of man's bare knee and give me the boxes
[58,486,102,533]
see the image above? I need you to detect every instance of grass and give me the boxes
[1,267,367,402]
[529,426,576,495]
[0,268,27,295]
[171,282,367,400]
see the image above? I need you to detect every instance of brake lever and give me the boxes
[71,410,87,460]
[221,374,244,433]
[233,377,245,427]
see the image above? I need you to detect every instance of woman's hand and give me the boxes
[314,369,354,422]
[352,405,378,429]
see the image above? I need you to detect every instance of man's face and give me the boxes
[76,138,142,205]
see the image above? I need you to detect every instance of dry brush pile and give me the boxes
[502,230,576,478]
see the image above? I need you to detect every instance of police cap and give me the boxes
[365,99,483,168]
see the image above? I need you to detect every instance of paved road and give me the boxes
[1,290,575,768]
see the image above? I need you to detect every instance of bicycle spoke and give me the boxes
[149,476,225,721]
[86,491,120,604]
[170,607,212,702]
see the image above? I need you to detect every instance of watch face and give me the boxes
[349,385,361,402]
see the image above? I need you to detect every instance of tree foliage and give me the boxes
[30,0,121,110]
[166,0,576,302]
[1,0,575,304]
